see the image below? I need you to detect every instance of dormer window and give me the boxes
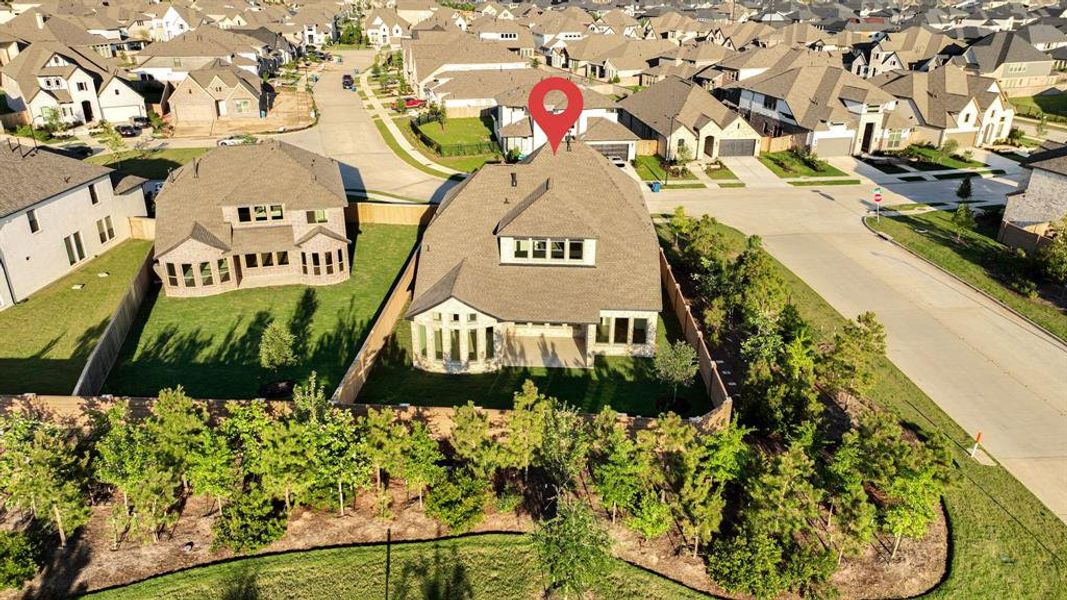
[502,236,591,265]
[237,204,284,223]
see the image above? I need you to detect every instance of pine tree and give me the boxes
[398,421,444,508]
[532,498,611,599]
[451,401,497,479]
[501,380,547,479]
[819,311,887,402]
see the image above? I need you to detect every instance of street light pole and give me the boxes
[665,114,676,187]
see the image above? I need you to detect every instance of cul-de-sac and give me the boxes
[0,0,1065,598]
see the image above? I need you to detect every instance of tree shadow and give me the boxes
[20,527,91,600]
[221,566,260,600]
[288,288,319,357]
[390,543,473,600]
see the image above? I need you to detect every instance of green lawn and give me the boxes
[1010,94,1067,119]
[86,148,211,180]
[103,225,418,399]
[397,117,500,171]
[0,240,152,394]
[867,211,1067,342]
[359,310,710,418]
[696,219,1067,599]
[906,145,986,170]
[633,155,696,181]
[82,534,712,600]
[371,118,460,179]
[718,182,745,188]
[758,150,847,178]
[789,179,863,187]
[415,116,494,146]
[704,163,738,180]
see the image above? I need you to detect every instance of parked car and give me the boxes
[217,134,258,147]
[115,125,141,138]
[130,116,151,128]
[44,145,94,159]
[404,97,426,109]
[342,74,354,89]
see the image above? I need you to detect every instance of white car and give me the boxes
[217,135,257,147]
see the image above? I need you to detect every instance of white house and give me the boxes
[0,143,147,310]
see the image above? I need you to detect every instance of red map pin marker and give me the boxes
[528,77,583,154]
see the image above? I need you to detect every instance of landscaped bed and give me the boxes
[103,224,418,399]
[393,116,500,173]
[860,159,909,174]
[87,148,211,180]
[0,239,152,395]
[704,162,738,180]
[902,144,986,170]
[758,150,846,178]
[359,309,710,417]
[632,155,696,181]
[867,210,1067,342]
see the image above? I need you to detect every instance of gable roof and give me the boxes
[620,75,743,136]
[871,65,997,129]
[0,143,113,218]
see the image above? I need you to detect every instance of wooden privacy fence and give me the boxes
[345,201,437,227]
[128,216,156,240]
[0,111,30,130]
[72,249,155,396]
[659,249,732,410]
[331,244,419,404]
[636,139,659,156]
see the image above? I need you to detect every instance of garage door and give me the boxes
[718,138,756,157]
[591,143,629,161]
[813,137,853,157]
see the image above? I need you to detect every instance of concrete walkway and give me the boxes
[720,156,790,188]
[646,184,1067,523]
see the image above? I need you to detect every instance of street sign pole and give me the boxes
[873,186,882,221]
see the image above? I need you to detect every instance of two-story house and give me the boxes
[153,141,350,298]
[365,9,411,48]
[0,41,146,126]
[167,59,269,124]
[951,31,1058,97]
[0,142,147,310]
[406,141,661,373]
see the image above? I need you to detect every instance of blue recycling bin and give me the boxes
[650,181,662,193]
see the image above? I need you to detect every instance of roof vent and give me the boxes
[545,177,552,190]
[510,172,517,187]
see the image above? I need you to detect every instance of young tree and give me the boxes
[955,175,972,201]
[536,400,590,490]
[259,321,296,372]
[398,421,444,508]
[727,236,788,329]
[708,531,789,600]
[363,408,405,490]
[41,107,61,133]
[529,57,541,68]
[93,402,144,514]
[654,340,698,403]
[591,419,643,523]
[211,486,287,553]
[500,380,547,479]
[310,408,369,517]
[825,434,877,561]
[819,311,886,403]
[532,498,611,599]
[951,201,976,242]
[451,401,497,479]
[99,121,127,164]
[676,423,750,557]
[147,387,207,492]
[626,490,672,541]
[0,531,38,590]
[187,428,238,516]
[424,467,489,532]
[745,441,823,543]
[255,419,314,511]
[292,371,329,424]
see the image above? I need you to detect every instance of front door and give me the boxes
[860,122,875,154]
[217,100,227,117]
[703,136,715,157]
[80,100,93,123]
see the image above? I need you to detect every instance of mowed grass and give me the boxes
[82,534,713,600]
[633,155,696,181]
[758,150,847,178]
[0,240,152,394]
[704,163,739,180]
[103,225,418,399]
[359,310,710,417]
[370,118,458,179]
[906,145,986,170]
[393,117,500,172]
[698,219,1067,599]
[87,148,211,180]
[415,116,494,146]
[1010,94,1067,118]
[868,211,1067,341]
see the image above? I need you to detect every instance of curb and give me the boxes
[861,216,1067,351]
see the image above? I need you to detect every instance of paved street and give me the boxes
[646,182,1067,523]
[274,49,457,201]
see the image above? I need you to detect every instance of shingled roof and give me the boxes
[620,75,743,137]
[0,142,113,218]
[407,141,660,323]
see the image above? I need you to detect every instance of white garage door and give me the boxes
[719,138,757,157]
[813,137,853,157]
[591,143,630,161]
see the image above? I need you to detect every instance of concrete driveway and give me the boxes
[276,49,456,201]
[646,183,1067,523]
[720,156,790,187]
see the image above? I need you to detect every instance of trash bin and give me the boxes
[650,181,662,193]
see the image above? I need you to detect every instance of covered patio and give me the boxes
[500,328,589,369]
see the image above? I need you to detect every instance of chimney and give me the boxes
[35,12,45,30]
[510,172,517,187]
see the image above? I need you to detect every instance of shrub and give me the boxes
[494,484,523,513]
[259,321,296,372]
[0,531,38,590]
[425,468,490,532]
[941,138,960,157]
[211,488,288,553]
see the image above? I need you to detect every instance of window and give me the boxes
[325,252,334,274]
[278,251,289,266]
[551,240,565,259]
[632,318,648,345]
[515,239,530,259]
[532,239,547,259]
[246,253,258,268]
[261,252,274,267]
[432,312,441,321]
[468,313,477,322]
[468,329,477,360]
[614,317,629,345]
[199,262,214,286]
[450,329,460,361]
[114,88,120,96]
[887,129,903,148]
[89,184,99,205]
[337,249,344,272]
[105,216,114,240]
[1007,63,1025,74]
[182,263,195,287]
[452,314,460,322]
[419,325,428,358]
[434,327,443,359]
[568,240,583,260]
[218,258,231,283]
[761,94,776,110]
[596,317,610,344]
[301,252,308,274]
[269,205,283,220]
[27,209,40,233]
[166,263,178,286]
[235,99,251,114]
[312,253,321,275]
[73,232,85,263]
[485,326,494,358]
[76,81,88,92]
[238,207,251,222]
[254,206,268,221]
[306,209,328,223]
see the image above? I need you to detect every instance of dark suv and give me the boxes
[342,74,354,89]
